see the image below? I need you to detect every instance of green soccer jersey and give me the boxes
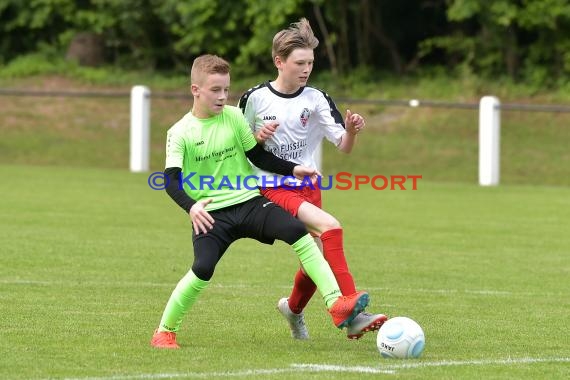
[165,105,260,211]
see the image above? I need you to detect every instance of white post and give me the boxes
[130,85,150,172]
[478,96,500,186]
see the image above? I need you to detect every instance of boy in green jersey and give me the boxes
[150,54,369,349]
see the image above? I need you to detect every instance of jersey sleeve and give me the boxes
[233,108,257,151]
[315,92,345,146]
[165,126,185,169]
[239,94,260,133]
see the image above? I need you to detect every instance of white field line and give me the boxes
[408,356,570,368]
[295,356,570,371]
[1,279,565,297]
[56,357,570,380]
[59,366,393,380]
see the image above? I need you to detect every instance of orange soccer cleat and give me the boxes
[150,329,180,349]
[328,291,369,329]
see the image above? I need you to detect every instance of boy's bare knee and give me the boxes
[318,217,341,232]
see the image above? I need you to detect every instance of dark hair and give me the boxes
[272,18,319,60]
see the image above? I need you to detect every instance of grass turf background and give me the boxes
[0,165,568,379]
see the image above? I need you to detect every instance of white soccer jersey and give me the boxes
[238,81,346,186]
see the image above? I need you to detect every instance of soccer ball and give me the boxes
[376,316,425,359]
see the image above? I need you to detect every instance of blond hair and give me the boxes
[272,18,319,60]
[190,54,230,85]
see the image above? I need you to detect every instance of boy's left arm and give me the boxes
[338,109,365,153]
[245,144,318,181]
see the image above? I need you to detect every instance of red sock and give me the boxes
[287,268,317,314]
[320,228,356,295]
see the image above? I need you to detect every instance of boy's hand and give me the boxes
[189,199,215,235]
[255,122,279,143]
[293,165,321,184]
[345,109,365,135]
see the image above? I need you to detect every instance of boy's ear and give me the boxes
[274,55,283,68]
[191,84,199,96]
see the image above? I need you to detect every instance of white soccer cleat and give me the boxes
[346,312,388,340]
[277,297,309,340]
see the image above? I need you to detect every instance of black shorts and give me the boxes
[190,196,308,280]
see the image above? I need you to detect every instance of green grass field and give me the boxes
[1,164,568,379]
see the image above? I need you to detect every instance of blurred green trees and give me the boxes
[0,0,568,86]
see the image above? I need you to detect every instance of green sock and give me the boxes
[157,270,209,332]
[292,234,341,308]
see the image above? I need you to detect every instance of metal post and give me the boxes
[130,85,150,172]
[479,96,500,186]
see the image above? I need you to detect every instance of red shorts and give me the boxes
[260,185,322,217]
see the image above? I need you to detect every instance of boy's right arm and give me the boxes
[164,167,195,212]
[254,122,279,144]
[164,167,214,234]
[238,91,276,144]
[165,127,197,212]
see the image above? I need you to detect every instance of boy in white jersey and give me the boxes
[150,54,369,349]
[238,19,387,340]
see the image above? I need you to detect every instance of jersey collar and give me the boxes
[265,80,305,98]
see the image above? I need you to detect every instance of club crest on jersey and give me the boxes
[300,108,310,127]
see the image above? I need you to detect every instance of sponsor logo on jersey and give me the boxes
[300,108,310,127]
